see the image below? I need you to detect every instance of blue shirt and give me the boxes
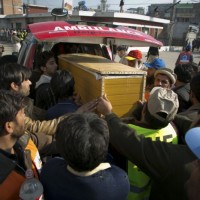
[46,99,78,119]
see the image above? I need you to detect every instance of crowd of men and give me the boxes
[0,28,28,42]
[0,43,200,200]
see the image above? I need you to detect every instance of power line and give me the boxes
[21,0,200,10]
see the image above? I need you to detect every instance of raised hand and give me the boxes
[96,94,112,116]
[75,98,98,113]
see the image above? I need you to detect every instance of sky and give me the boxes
[24,0,199,11]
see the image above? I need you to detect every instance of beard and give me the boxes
[12,130,25,140]
[18,86,30,97]
[12,122,25,140]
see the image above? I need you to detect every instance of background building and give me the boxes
[1,1,200,47]
[0,0,47,15]
[0,1,169,41]
[148,2,200,45]
[1,0,23,15]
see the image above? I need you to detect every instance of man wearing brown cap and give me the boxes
[133,68,177,121]
[154,68,176,90]
[96,88,196,200]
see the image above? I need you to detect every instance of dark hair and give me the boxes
[50,70,75,100]
[174,64,193,83]
[0,63,31,90]
[147,46,159,56]
[0,54,18,65]
[20,64,32,80]
[144,104,168,129]
[56,113,109,172]
[37,51,55,68]
[117,45,127,51]
[0,90,24,135]
[185,44,191,51]
[190,73,200,102]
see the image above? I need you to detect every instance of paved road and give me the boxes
[1,41,200,70]
[154,51,200,70]
[0,41,13,58]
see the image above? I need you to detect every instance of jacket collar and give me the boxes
[67,162,111,177]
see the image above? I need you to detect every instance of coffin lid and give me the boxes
[59,53,147,75]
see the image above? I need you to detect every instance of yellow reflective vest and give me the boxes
[127,123,178,200]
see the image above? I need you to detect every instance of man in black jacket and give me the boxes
[174,73,200,140]
[97,90,197,200]
[173,64,193,113]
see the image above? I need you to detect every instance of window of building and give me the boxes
[16,23,22,30]
[142,27,149,34]
[177,17,190,22]
[185,18,189,22]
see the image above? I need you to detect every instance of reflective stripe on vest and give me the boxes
[25,138,42,175]
[127,123,177,200]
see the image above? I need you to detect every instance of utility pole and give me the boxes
[168,0,180,50]
[101,0,107,12]
[12,0,14,14]
[23,3,29,27]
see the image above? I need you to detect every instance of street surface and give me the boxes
[1,41,200,70]
[152,51,200,70]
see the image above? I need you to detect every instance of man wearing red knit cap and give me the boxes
[125,50,144,69]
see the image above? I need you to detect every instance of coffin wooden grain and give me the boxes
[58,53,146,117]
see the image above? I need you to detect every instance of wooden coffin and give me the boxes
[58,53,146,117]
